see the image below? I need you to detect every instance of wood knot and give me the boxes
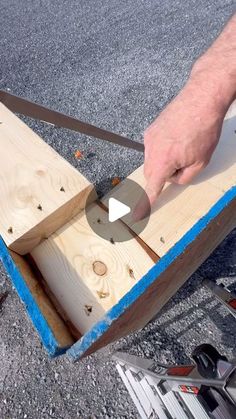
[36,169,45,176]
[97,290,109,299]
[93,261,107,276]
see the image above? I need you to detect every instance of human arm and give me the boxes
[136,13,236,219]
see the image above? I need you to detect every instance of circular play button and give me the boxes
[85,178,151,242]
[108,197,131,222]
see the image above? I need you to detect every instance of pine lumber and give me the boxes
[31,203,155,334]
[2,98,235,357]
[102,102,236,256]
[10,250,75,348]
[78,195,236,358]
[31,102,236,337]
[0,103,95,254]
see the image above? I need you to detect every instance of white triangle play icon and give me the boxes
[108,197,131,222]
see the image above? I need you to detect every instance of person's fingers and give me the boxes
[145,180,166,206]
[132,178,165,222]
[169,163,206,184]
[132,190,151,222]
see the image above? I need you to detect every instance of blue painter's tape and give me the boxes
[0,237,67,357]
[68,186,236,360]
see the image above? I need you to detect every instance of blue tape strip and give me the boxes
[0,237,67,357]
[68,186,236,360]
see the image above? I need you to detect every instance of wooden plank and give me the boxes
[3,99,235,358]
[11,251,76,346]
[102,102,236,256]
[0,103,95,254]
[31,101,236,346]
[0,236,74,355]
[68,187,236,359]
[31,203,156,334]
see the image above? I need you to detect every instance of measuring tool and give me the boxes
[114,279,236,418]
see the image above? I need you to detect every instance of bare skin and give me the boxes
[135,13,236,219]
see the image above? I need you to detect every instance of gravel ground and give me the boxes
[1,1,236,418]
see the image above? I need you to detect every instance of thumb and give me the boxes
[133,178,165,222]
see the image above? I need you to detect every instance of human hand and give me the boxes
[134,79,227,220]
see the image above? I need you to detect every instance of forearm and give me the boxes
[140,14,236,210]
[188,13,236,114]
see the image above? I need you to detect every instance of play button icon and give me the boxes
[108,198,131,222]
[85,177,151,242]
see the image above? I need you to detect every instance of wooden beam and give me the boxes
[0,103,95,255]
[102,102,236,257]
[69,188,236,359]
[1,98,235,359]
[31,102,236,341]
[31,203,156,334]
[5,247,75,353]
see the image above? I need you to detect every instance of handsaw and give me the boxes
[0,90,144,152]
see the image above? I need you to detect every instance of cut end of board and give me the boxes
[0,103,96,254]
[1,97,236,360]
[7,186,96,255]
[30,203,155,335]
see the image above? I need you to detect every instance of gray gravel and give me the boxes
[1,1,236,418]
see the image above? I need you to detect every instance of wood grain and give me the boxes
[80,195,236,358]
[0,103,95,254]
[4,98,236,356]
[10,250,75,348]
[103,102,236,256]
[31,102,236,338]
[31,203,155,334]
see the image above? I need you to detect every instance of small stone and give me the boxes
[87,152,96,159]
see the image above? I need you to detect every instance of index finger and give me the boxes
[132,176,166,222]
